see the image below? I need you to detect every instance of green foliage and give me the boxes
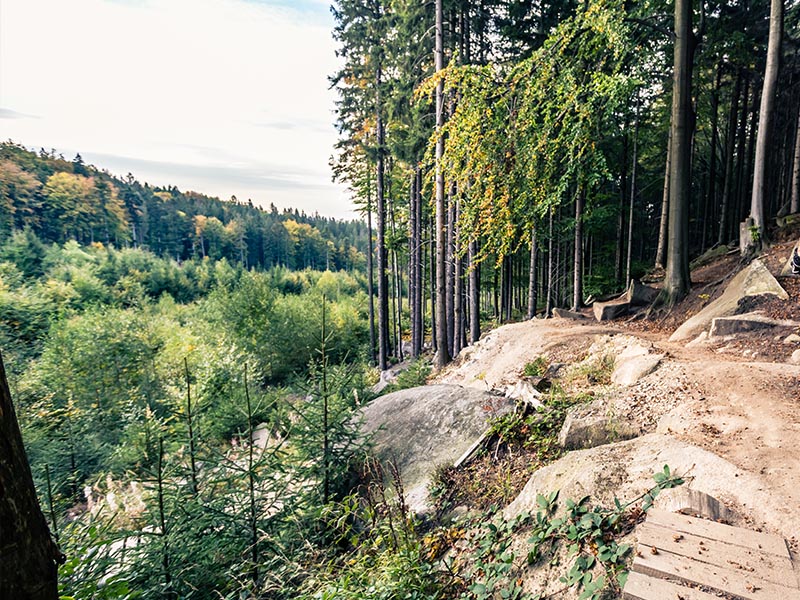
[525,466,684,599]
[380,357,432,395]
[522,356,548,378]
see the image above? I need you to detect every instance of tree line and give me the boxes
[330,0,800,370]
[0,142,368,273]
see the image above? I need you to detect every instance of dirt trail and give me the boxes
[433,317,800,543]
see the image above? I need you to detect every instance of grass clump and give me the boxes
[522,356,549,378]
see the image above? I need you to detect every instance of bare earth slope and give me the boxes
[432,315,800,546]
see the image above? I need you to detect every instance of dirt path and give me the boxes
[433,317,800,543]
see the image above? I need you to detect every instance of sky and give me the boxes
[0,0,355,219]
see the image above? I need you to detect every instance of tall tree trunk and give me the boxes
[573,188,584,311]
[453,199,464,357]
[468,239,480,343]
[376,66,390,370]
[366,183,377,365]
[626,93,640,285]
[791,104,800,214]
[616,118,629,285]
[445,188,456,352]
[747,0,783,252]
[655,130,672,268]
[664,0,696,303]
[704,64,723,250]
[0,352,61,599]
[527,226,539,319]
[546,209,555,315]
[719,70,742,245]
[434,0,450,368]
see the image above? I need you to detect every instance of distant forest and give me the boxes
[0,141,367,272]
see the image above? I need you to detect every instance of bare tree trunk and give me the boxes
[445,189,456,352]
[655,130,671,268]
[435,0,450,368]
[366,185,376,365]
[527,226,539,319]
[545,209,554,315]
[453,198,464,357]
[704,64,723,249]
[572,188,584,311]
[468,239,480,343]
[0,353,61,600]
[747,0,783,252]
[719,70,742,245]
[791,104,800,214]
[376,66,390,370]
[664,0,696,303]
[616,121,629,285]
[626,93,640,285]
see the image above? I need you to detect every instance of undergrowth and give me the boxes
[303,462,684,600]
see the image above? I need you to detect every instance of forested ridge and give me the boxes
[2,0,800,597]
[0,141,367,272]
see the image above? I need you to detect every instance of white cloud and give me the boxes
[0,0,355,218]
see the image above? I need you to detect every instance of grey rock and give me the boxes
[624,279,659,306]
[593,300,630,321]
[791,349,800,365]
[553,307,587,320]
[670,259,788,342]
[557,401,639,450]
[708,312,800,337]
[611,354,663,386]
[784,333,800,344]
[359,384,514,513]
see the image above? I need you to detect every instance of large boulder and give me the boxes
[611,353,663,386]
[708,312,800,337]
[359,384,515,513]
[504,434,797,542]
[552,307,587,320]
[669,259,788,342]
[593,299,630,321]
[557,400,640,450]
[625,279,660,306]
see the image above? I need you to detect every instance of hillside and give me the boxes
[361,230,800,598]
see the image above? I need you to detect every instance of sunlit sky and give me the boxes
[0,0,355,219]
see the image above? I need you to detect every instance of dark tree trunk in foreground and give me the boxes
[0,352,61,599]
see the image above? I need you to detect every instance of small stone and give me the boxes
[783,333,800,345]
[790,349,800,365]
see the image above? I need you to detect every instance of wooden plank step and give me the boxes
[623,571,724,600]
[638,521,798,587]
[633,544,800,600]
[646,509,790,559]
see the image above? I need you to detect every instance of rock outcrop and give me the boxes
[359,384,515,513]
[670,259,788,342]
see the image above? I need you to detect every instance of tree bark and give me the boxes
[366,179,376,365]
[468,239,480,343]
[434,0,450,368]
[719,70,742,245]
[626,93,640,285]
[572,188,584,311]
[655,130,671,269]
[0,353,61,599]
[748,0,783,252]
[527,226,539,319]
[376,66,390,370]
[664,0,696,303]
[704,64,723,250]
[791,104,800,214]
